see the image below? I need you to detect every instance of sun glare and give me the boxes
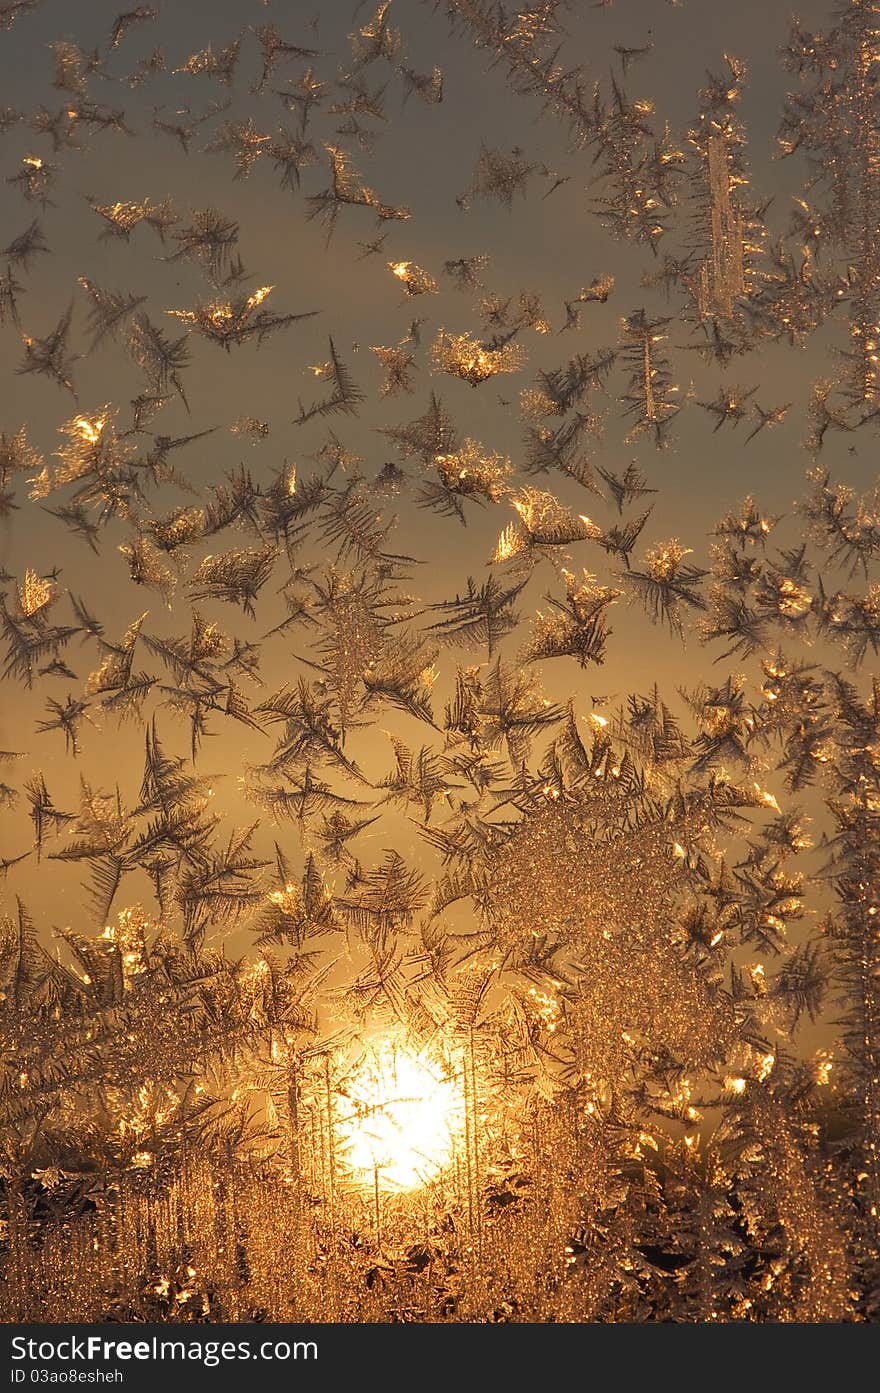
[334,1041,462,1193]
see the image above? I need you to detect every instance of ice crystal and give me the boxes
[0,0,877,1329]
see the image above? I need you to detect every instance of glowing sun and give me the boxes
[334,1040,462,1193]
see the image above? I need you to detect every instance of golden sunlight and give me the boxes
[334,1040,462,1193]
